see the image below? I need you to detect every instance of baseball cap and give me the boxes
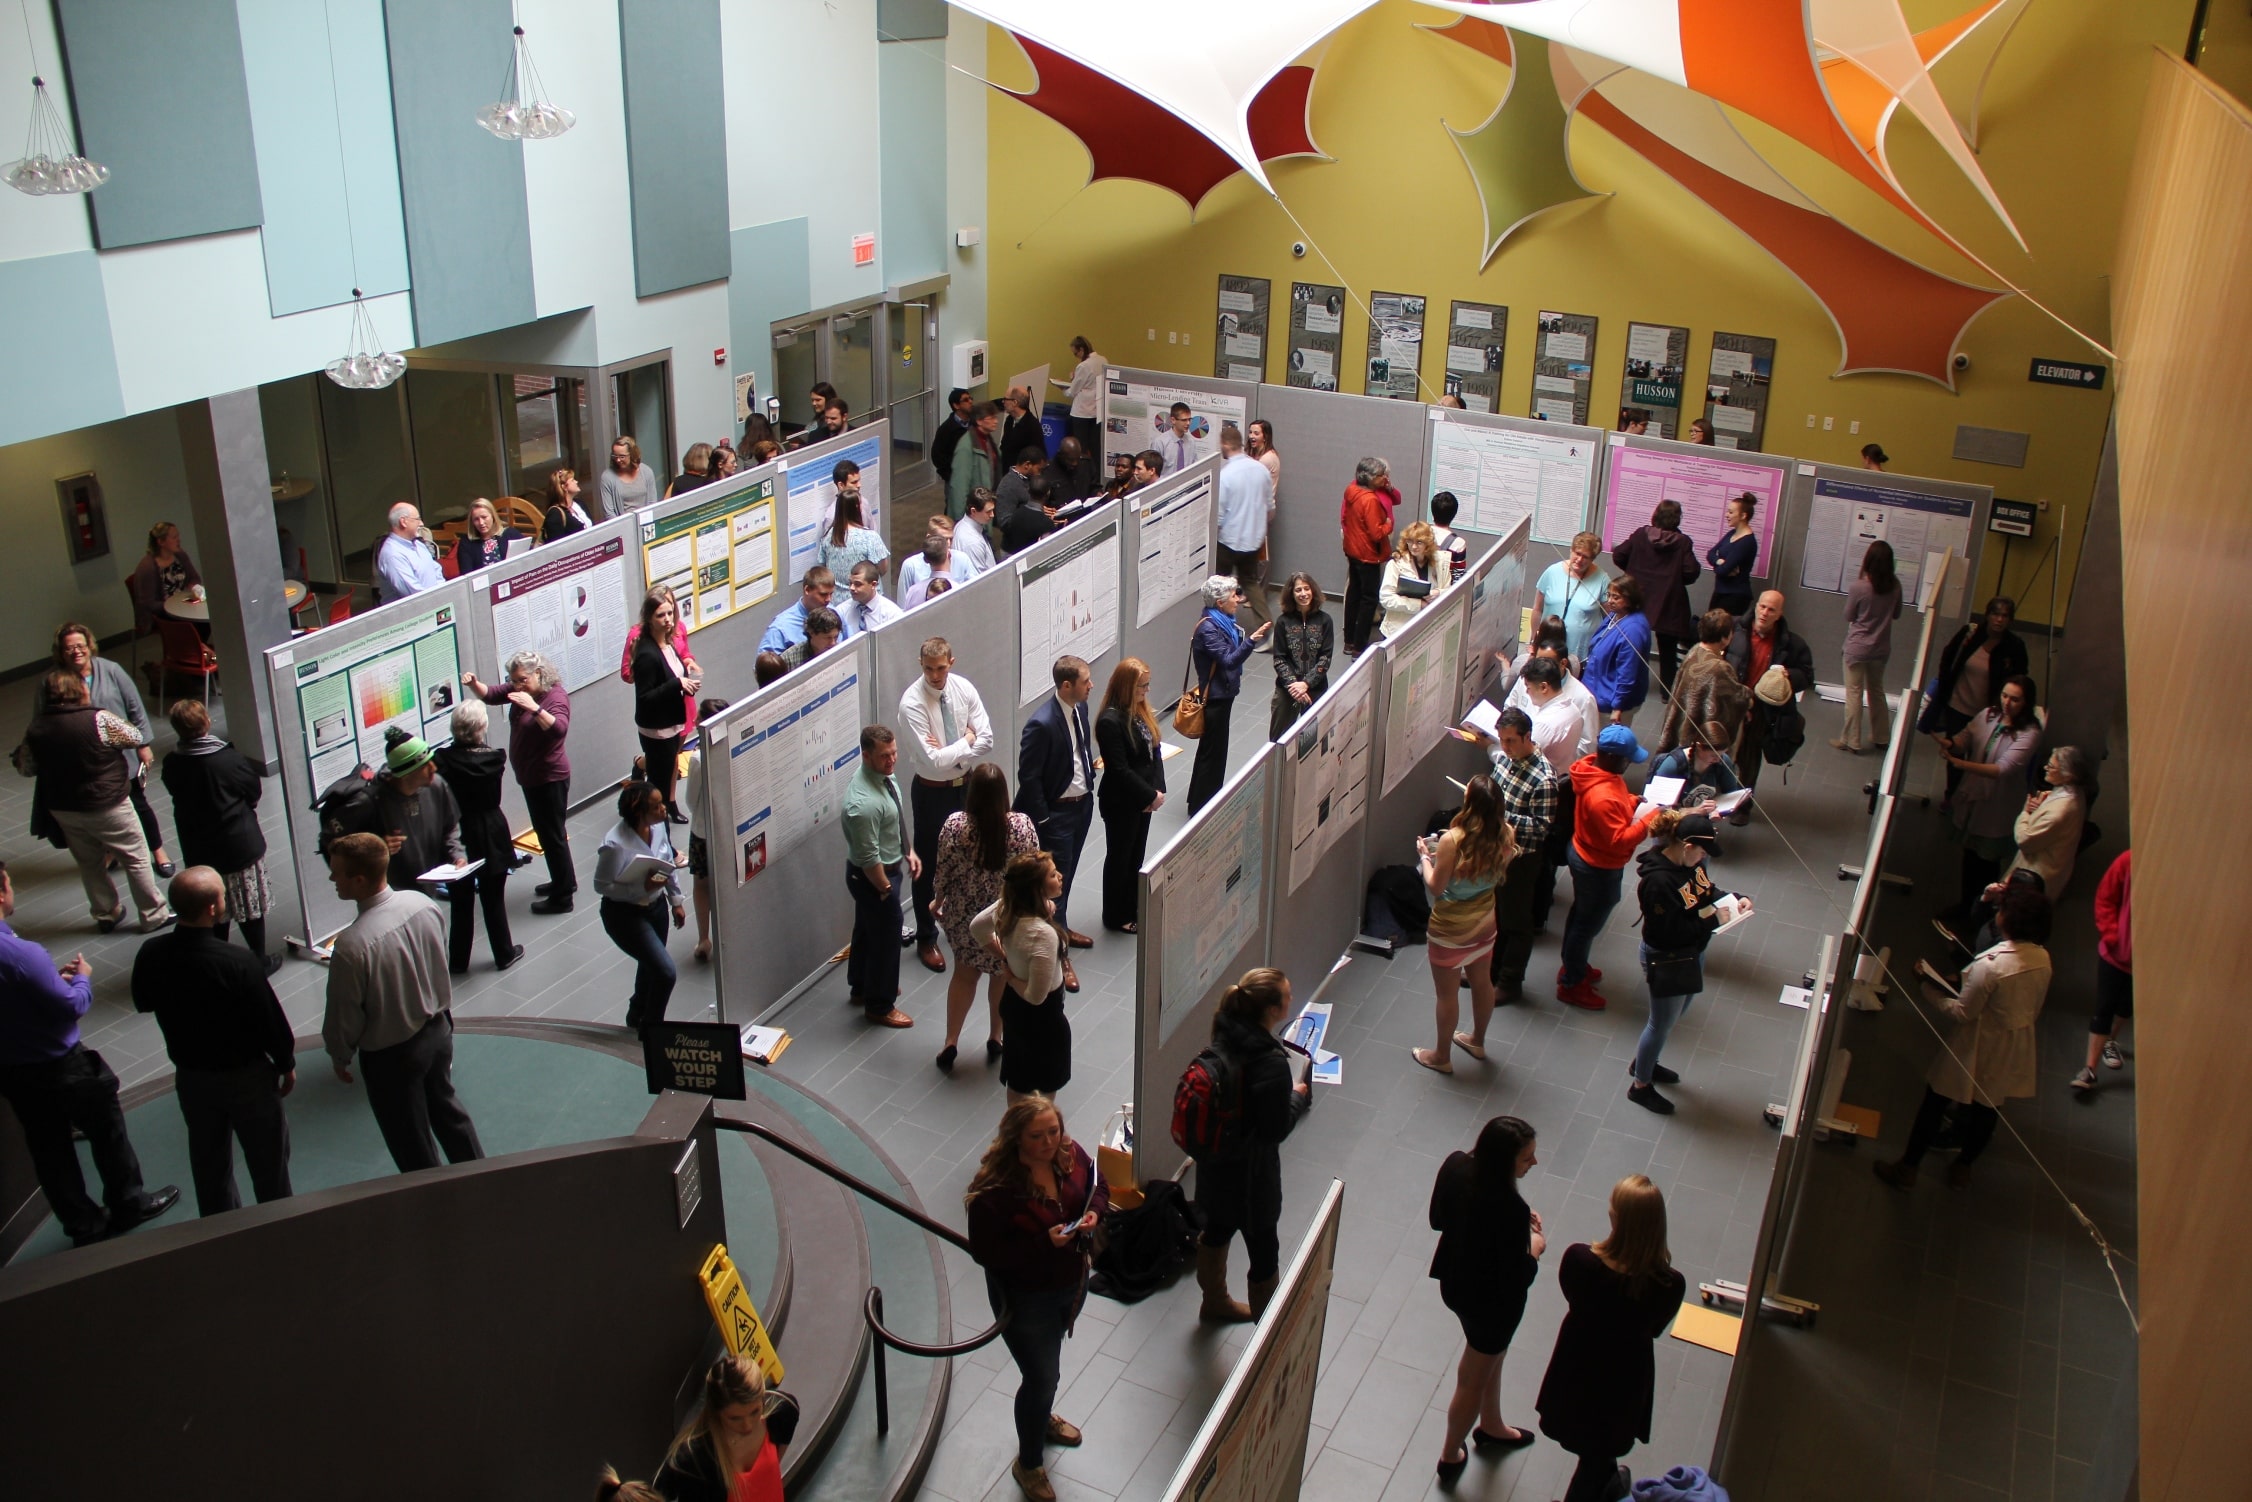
[1675,813,1720,849]
[1597,724,1647,763]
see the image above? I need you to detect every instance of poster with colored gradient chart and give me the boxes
[290,602,462,803]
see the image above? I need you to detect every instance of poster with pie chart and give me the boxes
[488,536,631,691]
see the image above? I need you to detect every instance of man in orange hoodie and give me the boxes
[1557,725,1711,1009]
[1338,456,1398,655]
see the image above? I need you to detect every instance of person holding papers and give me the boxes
[372,729,464,902]
[1582,578,1653,727]
[1191,969,1311,1324]
[593,780,686,1035]
[451,498,524,573]
[1378,521,1450,639]
[1627,812,1745,1114]
[1646,722,1746,856]
[1535,533,1612,666]
[1505,656,1594,932]
[431,702,522,975]
[1560,726,1696,1013]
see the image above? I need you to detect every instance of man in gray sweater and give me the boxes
[321,833,483,1172]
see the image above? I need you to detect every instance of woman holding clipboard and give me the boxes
[593,780,687,1034]
[1627,811,1745,1115]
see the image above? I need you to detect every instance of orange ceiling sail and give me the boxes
[1421,12,1514,70]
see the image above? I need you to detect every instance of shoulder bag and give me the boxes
[1642,948,1705,997]
[1173,650,1213,739]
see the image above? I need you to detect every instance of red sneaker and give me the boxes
[1555,965,1603,986]
[1557,981,1609,1011]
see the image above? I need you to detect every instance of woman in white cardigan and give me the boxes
[2005,745,2091,898]
[1052,336,1104,458]
[1378,521,1452,639]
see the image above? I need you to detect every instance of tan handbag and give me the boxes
[1173,650,1212,739]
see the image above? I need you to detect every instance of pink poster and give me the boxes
[1600,444,1785,575]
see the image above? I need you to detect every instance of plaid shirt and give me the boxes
[1486,743,1558,851]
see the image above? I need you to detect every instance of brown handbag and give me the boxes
[1173,650,1213,739]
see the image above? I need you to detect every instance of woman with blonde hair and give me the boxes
[452,497,523,572]
[965,1095,1108,1502]
[128,520,201,635]
[1094,657,1166,932]
[1535,1175,1687,1502]
[1413,776,1516,1075]
[652,1353,797,1502]
[1378,519,1450,638]
[971,853,1073,1103]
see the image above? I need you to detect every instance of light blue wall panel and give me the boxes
[618,0,731,297]
[878,38,947,287]
[0,252,125,448]
[54,0,264,250]
[237,0,410,316]
[729,219,812,413]
[877,0,948,41]
[382,0,535,346]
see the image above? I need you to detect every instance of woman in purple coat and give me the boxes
[1612,500,1702,697]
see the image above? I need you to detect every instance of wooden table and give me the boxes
[165,581,308,622]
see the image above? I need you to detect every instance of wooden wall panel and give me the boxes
[2111,51,2252,1502]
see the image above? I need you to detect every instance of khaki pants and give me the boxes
[1841,655,1891,749]
[50,802,169,926]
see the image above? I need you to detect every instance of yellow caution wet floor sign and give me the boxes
[699,1243,785,1386]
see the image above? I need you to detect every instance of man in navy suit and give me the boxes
[1014,655,1098,984]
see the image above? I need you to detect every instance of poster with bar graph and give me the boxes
[289,602,463,803]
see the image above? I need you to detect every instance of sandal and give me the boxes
[1412,1047,1454,1075]
[1452,1032,1487,1061]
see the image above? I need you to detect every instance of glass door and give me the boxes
[610,362,673,482]
[829,309,876,429]
[885,301,935,480]
[773,320,822,442]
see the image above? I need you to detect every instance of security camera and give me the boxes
[1290,241,1307,259]
[1952,352,1972,373]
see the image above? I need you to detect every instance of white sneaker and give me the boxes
[2101,1040,2125,1070]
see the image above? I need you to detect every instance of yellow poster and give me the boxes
[698,1243,785,1386]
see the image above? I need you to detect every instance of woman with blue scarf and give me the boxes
[1184,575,1270,814]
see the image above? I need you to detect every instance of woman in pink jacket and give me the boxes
[2073,849,2132,1093]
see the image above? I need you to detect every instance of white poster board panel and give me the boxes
[1101,368,1251,473]
[1286,666,1375,895]
[1797,475,1976,606]
[1135,472,1215,628]
[722,647,866,886]
[1152,754,1270,1047]
[1016,519,1122,706]
[1380,594,1468,799]
[781,424,888,584]
[1460,526,1530,706]
[1599,436,1788,575]
[288,598,466,799]
[486,535,631,693]
[1426,410,1599,546]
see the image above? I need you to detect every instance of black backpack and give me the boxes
[314,766,383,856]
[1761,698,1807,766]
[1365,865,1431,943]
[1087,1180,1202,1303]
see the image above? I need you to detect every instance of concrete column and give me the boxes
[177,389,291,768]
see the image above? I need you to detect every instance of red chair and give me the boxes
[155,618,218,701]
[327,595,353,625]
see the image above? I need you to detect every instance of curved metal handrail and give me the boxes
[711,1113,1004,1434]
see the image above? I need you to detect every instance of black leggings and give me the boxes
[1196,1150,1283,1282]
[128,776,167,855]
[211,916,267,959]
[640,733,683,815]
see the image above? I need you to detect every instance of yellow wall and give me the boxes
[981,0,2195,627]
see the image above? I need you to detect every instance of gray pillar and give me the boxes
[2043,415,2125,770]
[178,390,291,768]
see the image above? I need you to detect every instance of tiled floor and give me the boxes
[0,619,2133,1501]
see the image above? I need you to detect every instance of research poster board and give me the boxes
[1135,472,1214,628]
[1797,475,1976,606]
[288,598,463,799]
[1286,281,1345,390]
[1702,331,1776,451]
[1532,310,1598,426]
[1621,321,1690,438]
[1016,518,1122,705]
[1443,300,1508,412]
[1600,438,1786,570]
[486,535,629,692]
[1381,599,1466,797]
[1461,528,1530,705]
[640,476,780,632]
[1364,290,1426,400]
[1426,410,1599,545]
[782,429,886,583]
[723,649,864,886]
[1286,666,1375,894]
[1101,371,1249,473]
[1152,754,1270,1045]
[1215,274,1271,382]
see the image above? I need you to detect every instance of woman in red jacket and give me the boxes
[1338,456,1399,655]
[2073,849,2132,1093]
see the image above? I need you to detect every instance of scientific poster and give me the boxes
[1017,520,1122,705]
[1620,322,1689,438]
[783,433,885,583]
[487,535,630,692]
[640,477,780,633]
[1155,757,1268,1044]
[1798,477,1975,604]
[290,601,462,800]
[1101,375,1248,473]
[1600,445,1784,570]
[1531,310,1598,426]
[1444,300,1508,412]
[1287,281,1346,391]
[1462,542,1527,704]
[1703,332,1776,451]
[1364,291,1426,400]
[1426,415,1596,544]
[725,653,863,886]
[1381,609,1464,798]
[1136,474,1214,628]
[1288,668,1374,894]
[1215,274,1272,383]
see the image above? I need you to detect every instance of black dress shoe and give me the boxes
[109,1185,181,1236]
[534,881,553,897]
[530,895,575,915]
[261,952,285,977]
[153,859,177,878]
[494,944,526,971]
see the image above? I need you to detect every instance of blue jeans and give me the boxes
[1634,942,1695,1085]
[988,1274,1079,1470]
[1559,849,1624,986]
[600,898,676,1030]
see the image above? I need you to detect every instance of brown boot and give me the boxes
[1247,1275,1279,1318]
[1195,1243,1252,1322]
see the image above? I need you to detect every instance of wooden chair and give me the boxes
[498,494,545,534]
[155,618,218,701]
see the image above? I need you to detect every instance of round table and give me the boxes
[165,581,307,622]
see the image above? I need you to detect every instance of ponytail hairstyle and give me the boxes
[1647,808,1688,843]
[1214,967,1290,1033]
[664,1354,768,1479]
[1470,1115,1536,1205]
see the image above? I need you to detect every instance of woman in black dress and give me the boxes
[631,587,701,822]
[431,700,522,974]
[1430,1115,1546,1482]
[1536,1174,1688,1502]
[1268,572,1334,740]
[539,468,591,545]
[1093,657,1165,933]
[160,697,277,971]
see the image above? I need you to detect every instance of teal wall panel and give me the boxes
[877,0,948,42]
[879,39,947,287]
[382,0,535,346]
[237,0,410,317]
[729,219,812,413]
[53,0,264,250]
[0,252,125,448]
[619,0,731,297]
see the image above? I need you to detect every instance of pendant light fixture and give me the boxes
[477,18,574,141]
[319,7,402,389]
[6,1,106,196]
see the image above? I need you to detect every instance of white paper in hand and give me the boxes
[1644,776,1685,807]
[1711,788,1751,816]
[1460,699,1502,739]
[419,859,485,884]
[1711,894,1754,934]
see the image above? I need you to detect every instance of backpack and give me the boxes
[1087,1179,1202,1303]
[314,765,383,856]
[1365,864,1431,943]
[1761,698,1806,766]
[1171,1046,1243,1162]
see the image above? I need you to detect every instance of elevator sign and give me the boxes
[2028,358,2106,390]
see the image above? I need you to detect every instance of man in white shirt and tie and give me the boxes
[1161,402,1197,477]
[375,502,445,601]
[1214,424,1274,635]
[837,561,904,638]
[953,490,999,577]
[897,637,994,972]
[1013,656,1098,985]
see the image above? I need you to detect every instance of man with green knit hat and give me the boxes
[373,726,464,898]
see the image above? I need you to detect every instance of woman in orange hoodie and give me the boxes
[1339,456,1399,655]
